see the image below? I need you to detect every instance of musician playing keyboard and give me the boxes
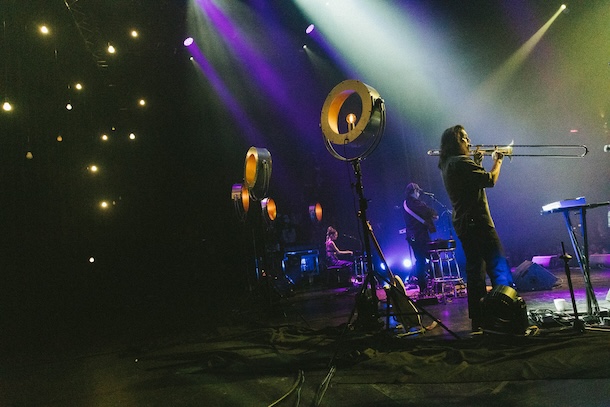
[402,182,438,296]
[325,226,354,271]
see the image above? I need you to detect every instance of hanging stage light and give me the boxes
[244,146,272,200]
[320,80,386,161]
[231,183,250,221]
[309,202,322,223]
[261,197,277,223]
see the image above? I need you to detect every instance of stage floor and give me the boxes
[3,266,610,406]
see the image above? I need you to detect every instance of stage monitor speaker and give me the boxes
[513,260,558,292]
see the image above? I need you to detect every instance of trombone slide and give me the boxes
[426,144,588,158]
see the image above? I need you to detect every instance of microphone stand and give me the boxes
[425,194,455,240]
[560,242,585,333]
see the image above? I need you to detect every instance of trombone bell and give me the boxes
[427,144,588,158]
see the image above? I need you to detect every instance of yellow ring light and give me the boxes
[231,183,250,220]
[244,146,272,200]
[261,197,277,222]
[309,203,322,223]
[320,80,385,161]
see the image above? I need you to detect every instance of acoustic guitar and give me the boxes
[362,220,422,331]
[385,272,422,331]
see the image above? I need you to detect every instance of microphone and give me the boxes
[421,191,435,196]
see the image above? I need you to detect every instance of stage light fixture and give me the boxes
[261,197,277,222]
[480,285,528,335]
[244,147,272,200]
[231,183,250,221]
[306,24,315,34]
[107,44,116,54]
[184,37,194,47]
[2,101,12,112]
[320,79,385,161]
[309,203,322,222]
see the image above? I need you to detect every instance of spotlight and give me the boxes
[244,147,272,200]
[39,25,50,35]
[231,183,250,221]
[306,24,315,34]
[107,44,116,54]
[131,30,139,38]
[2,101,12,112]
[320,80,386,161]
[184,37,194,47]
[261,197,277,222]
[480,285,529,335]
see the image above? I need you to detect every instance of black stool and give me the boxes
[326,264,352,287]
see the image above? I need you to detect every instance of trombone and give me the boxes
[427,142,588,158]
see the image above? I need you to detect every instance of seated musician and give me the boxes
[325,226,353,270]
[402,183,438,296]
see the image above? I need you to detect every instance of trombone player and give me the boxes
[437,125,514,332]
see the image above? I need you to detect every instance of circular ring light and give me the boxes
[309,203,323,223]
[231,183,250,221]
[244,147,272,200]
[261,197,277,222]
[320,80,386,161]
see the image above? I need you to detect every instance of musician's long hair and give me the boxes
[326,226,337,240]
[438,124,464,169]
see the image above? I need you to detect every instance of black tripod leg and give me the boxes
[561,242,585,333]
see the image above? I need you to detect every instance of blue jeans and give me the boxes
[459,225,513,321]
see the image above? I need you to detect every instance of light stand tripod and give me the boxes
[349,159,382,330]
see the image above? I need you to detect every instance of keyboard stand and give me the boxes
[542,201,609,322]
